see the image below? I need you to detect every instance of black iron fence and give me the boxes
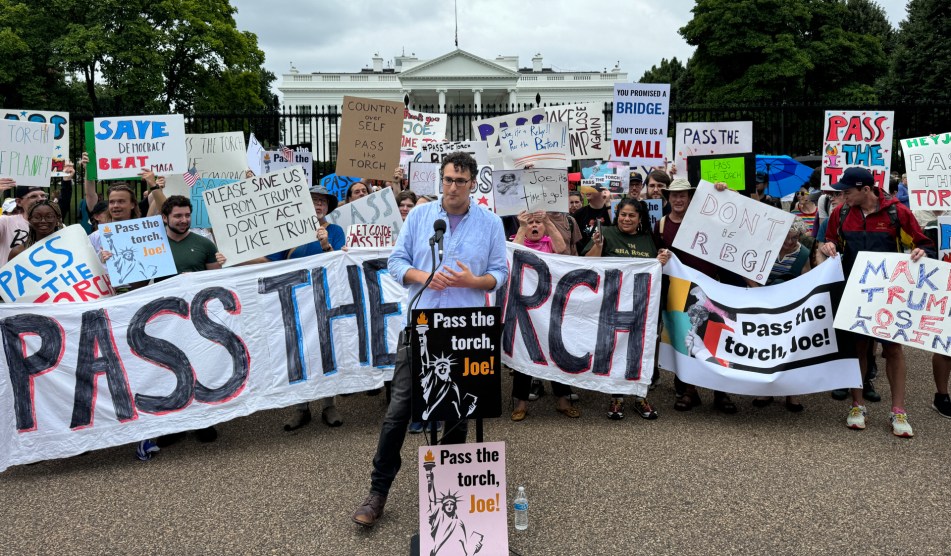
[58,101,951,224]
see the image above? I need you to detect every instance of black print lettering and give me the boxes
[191,287,250,403]
[594,270,649,379]
[128,297,194,414]
[502,250,551,363]
[363,259,399,367]
[312,266,368,373]
[1,314,64,431]
[258,270,311,382]
[71,309,136,429]
[549,269,599,373]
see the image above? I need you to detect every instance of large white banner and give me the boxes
[611,83,670,166]
[673,181,793,284]
[0,119,56,187]
[834,252,951,356]
[325,187,402,238]
[661,255,860,395]
[900,132,951,210]
[93,114,188,179]
[185,132,247,180]
[674,121,752,175]
[545,102,606,160]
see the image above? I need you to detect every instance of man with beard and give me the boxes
[645,169,672,216]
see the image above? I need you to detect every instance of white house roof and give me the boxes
[398,49,519,80]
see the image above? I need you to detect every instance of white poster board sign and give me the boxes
[408,162,440,196]
[263,148,313,186]
[402,109,447,150]
[672,181,793,284]
[246,133,265,176]
[821,110,894,190]
[101,215,178,286]
[546,102,606,160]
[204,166,317,266]
[674,121,752,175]
[611,83,670,166]
[492,168,569,216]
[499,122,570,170]
[1,109,70,176]
[325,186,402,238]
[186,132,247,179]
[0,119,56,187]
[346,223,395,248]
[472,109,547,167]
[901,132,951,210]
[418,141,490,167]
[93,114,187,179]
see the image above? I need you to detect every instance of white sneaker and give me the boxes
[890,412,914,438]
[846,405,867,430]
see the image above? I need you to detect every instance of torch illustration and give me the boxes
[416,312,431,368]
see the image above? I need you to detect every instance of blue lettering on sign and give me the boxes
[616,102,664,115]
[95,119,170,141]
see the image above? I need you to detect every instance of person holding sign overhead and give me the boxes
[352,151,508,528]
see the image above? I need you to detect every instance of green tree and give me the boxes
[885,0,951,101]
[639,57,694,104]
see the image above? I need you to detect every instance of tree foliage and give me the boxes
[885,0,951,102]
[639,57,694,104]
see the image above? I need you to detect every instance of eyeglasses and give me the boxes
[30,215,57,222]
[441,177,471,187]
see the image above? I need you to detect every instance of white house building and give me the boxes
[279,49,629,112]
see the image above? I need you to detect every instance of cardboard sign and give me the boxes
[687,153,755,193]
[345,223,394,248]
[492,169,569,216]
[402,108,446,150]
[203,166,318,266]
[821,110,894,190]
[410,307,502,421]
[246,133,265,176]
[545,102,606,160]
[263,148,313,186]
[185,132,247,180]
[320,173,362,202]
[662,255,860,394]
[417,141,490,166]
[611,83,670,166]
[409,162,440,196]
[325,186,402,239]
[472,165,495,212]
[0,225,113,303]
[673,181,793,284]
[92,115,187,179]
[674,121,752,174]
[834,253,951,356]
[336,96,404,181]
[0,119,56,187]
[1,109,70,176]
[900,132,951,210]
[498,122,570,170]
[101,216,177,286]
[472,108,547,167]
[419,442,507,556]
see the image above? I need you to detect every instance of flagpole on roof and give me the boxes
[454,0,458,48]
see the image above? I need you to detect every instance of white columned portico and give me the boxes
[437,89,447,112]
[507,88,517,109]
[472,88,483,111]
[401,89,413,109]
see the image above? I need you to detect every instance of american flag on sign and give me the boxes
[279,143,295,163]
[183,166,199,187]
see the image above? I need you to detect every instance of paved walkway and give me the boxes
[2,347,950,555]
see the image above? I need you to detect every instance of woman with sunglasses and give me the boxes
[791,186,819,238]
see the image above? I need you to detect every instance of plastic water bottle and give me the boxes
[513,486,528,530]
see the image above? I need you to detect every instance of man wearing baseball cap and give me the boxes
[820,167,935,437]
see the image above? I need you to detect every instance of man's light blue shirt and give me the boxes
[388,200,508,310]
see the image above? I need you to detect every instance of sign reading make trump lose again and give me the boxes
[93,115,188,179]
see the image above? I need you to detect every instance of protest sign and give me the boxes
[646,199,663,232]
[204,166,318,266]
[246,133,264,176]
[673,181,793,284]
[582,161,629,194]
[833,252,951,356]
[93,115,187,179]
[821,110,894,190]
[546,102,606,160]
[687,153,755,193]
[417,140,490,166]
[492,169,569,216]
[472,165,495,212]
[611,83,670,166]
[0,225,113,303]
[263,148,313,186]
[2,109,70,176]
[187,178,233,228]
[938,215,951,262]
[409,161,440,196]
[0,119,56,187]
[400,148,414,174]
[674,121,752,174]
[419,442,507,556]
[325,186,402,238]
[320,173,362,202]
[402,108,446,150]
[185,132,247,180]
[345,223,394,248]
[336,96,404,181]
[900,132,951,210]
[410,307,502,421]
[498,122,569,170]
[101,216,177,286]
[472,109,547,167]
[661,255,860,395]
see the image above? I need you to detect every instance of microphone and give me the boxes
[433,219,446,261]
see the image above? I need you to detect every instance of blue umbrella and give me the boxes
[755,155,814,198]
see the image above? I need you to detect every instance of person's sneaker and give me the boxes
[830,388,849,400]
[135,439,160,461]
[194,426,218,443]
[528,380,545,401]
[283,408,312,432]
[846,405,867,430]
[890,412,914,438]
[156,432,186,448]
[863,380,881,403]
[633,396,658,420]
[352,493,387,527]
[607,398,624,420]
[322,406,343,427]
[933,393,951,419]
[425,421,443,433]
[408,421,425,434]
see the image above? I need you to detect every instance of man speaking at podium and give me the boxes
[352,151,508,528]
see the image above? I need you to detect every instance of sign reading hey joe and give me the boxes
[410,307,502,422]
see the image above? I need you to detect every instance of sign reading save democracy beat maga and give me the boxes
[93,114,188,179]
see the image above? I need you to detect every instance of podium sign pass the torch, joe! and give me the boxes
[410,307,503,421]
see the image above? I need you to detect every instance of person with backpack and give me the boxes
[819,167,935,438]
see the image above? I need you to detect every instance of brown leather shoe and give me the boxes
[352,493,387,527]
